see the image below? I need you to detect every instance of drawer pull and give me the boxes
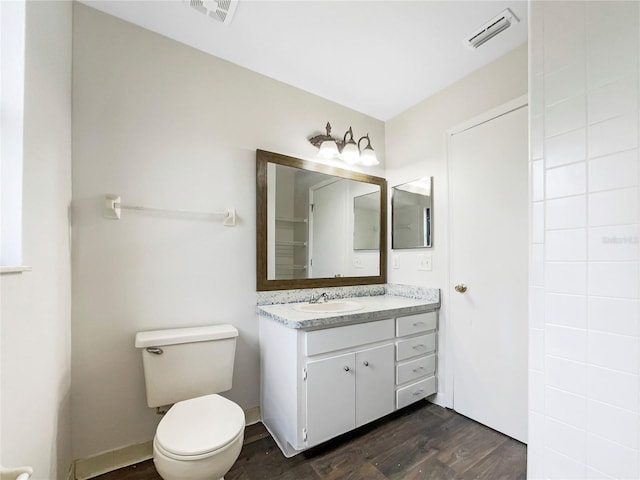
[413,321,426,327]
[344,366,350,372]
[413,388,425,396]
[412,344,426,350]
[363,361,369,367]
[412,366,425,372]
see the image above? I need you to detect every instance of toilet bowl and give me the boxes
[152,394,245,480]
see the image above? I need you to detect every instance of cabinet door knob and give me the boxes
[344,366,350,372]
[363,361,369,366]
[455,283,467,293]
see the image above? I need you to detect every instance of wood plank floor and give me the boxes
[93,401,526,480]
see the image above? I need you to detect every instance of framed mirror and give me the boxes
[392,176,433,249]
[257,150,387,291]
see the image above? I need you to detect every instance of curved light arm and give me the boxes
[343,126,355,146]
[357,133,373,151]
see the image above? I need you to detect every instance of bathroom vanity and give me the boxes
[257,293,438,457]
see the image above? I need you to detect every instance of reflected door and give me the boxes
[450,103,528,443]
[310,180,346,278]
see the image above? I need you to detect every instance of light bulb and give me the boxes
[318,140,339,159]
[360,147,378,166]
[340,142,360,164]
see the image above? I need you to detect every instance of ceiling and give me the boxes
[80,0,528,121]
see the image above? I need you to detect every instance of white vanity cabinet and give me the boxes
[306,342,395,446]
[259,304,438,458]
[394,311,438,409]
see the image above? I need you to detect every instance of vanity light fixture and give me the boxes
[309,122,379,166]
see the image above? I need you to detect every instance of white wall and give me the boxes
[71,3,384,460]
[384,44,528,405]
[528,1,640,478]
[0,2,73,479]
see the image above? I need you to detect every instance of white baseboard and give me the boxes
[66,463,75,480]
[72,406,261,479]
[73,441,153,480]
[244,406,261,425]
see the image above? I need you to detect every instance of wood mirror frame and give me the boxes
[256,149,387,291]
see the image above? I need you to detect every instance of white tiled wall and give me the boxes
[529,1,640,478]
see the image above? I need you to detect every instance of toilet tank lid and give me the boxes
[135,325,238,348]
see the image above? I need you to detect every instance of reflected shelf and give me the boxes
[275,241,307,247]
[276,217,308,223]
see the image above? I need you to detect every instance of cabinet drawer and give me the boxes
[396,333,436,361]
[396,354,436,385]
[396,311,437,337]
[305,319,394,356]
[396,376,437,409]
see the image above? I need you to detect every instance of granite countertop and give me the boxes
[256,294,439,330]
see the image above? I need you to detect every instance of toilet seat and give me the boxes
[155,394,245,460]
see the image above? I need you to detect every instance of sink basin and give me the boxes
[293,301,363,313]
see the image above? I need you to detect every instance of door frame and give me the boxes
[443,94,528,409]
[308,177,342,277]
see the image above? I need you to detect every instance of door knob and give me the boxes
[344,366,350,372]
[454,284,467,293]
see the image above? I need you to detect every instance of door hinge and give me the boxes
[310,204,314,212]
[303,428,308,442]
[302,368,307,380]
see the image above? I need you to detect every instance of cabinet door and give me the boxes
[355,343,395,427]
[306,352,355,446]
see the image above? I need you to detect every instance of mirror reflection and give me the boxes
[353,191,380,251]
[268,163,381,280]
[392,176,433,249]
[257,150,387,291]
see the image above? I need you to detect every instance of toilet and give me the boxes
[135,325,245,480]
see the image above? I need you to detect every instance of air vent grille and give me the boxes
[466,8,519,49]
[184,0,238,26]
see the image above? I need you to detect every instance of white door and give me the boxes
[355,343,395,427]
[310,180,346,277]
[449,103,528,443]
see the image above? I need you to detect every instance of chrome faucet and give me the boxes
[309,292,329,304]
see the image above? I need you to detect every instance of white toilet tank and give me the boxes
[135,325,238,408]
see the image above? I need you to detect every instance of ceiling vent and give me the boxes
[183,0,239,26]
[466,8,519,49]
